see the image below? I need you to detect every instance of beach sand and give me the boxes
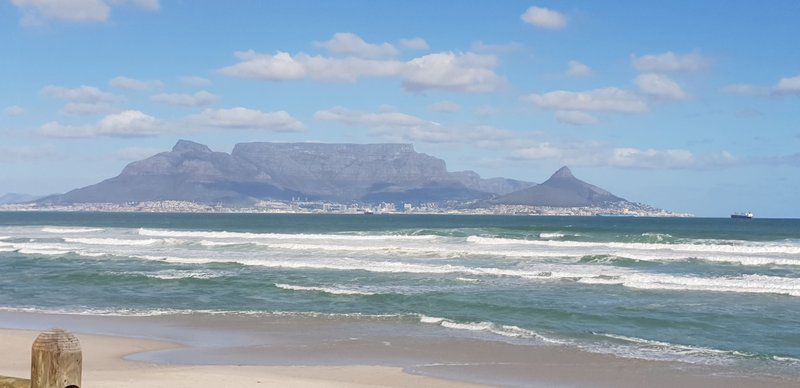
[0,312,797,387]
[0,328,470,387]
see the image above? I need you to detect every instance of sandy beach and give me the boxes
[0,328,471,388]
[1,311,797,387]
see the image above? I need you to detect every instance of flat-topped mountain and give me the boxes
[493,166,625,207]
[39,140,535,205]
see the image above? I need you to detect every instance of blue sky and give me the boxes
[1,0,798,217]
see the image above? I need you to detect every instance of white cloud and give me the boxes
[11,0,159,25]
[314,106,429,129]
[61,102,116,116]
[566,60,592,78]
[314,106,513,144]
[525,87,648,113]
[179,76,212,87]
[428,101,461,113]
[151,91,219,107]
[398,37,429,50]
[41,85,117,103]
[631,51,710,73]
[220,50,504,93]
[109,76,163,91]
[114,0,159,11]
[635,73,687,100]
[555,110,600,125]
[775,75,800,95]
[41,110,160,138]
[723,74,800,96]
[511,141,734,170]
[402,52,503,93]
[315,32,399,58]
[3,106,26,116]
[187,107,304,132]
[520,6,567,30]
[608,148,696,169]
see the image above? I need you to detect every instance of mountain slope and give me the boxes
[39,140,530,205]
[493,166,626,207]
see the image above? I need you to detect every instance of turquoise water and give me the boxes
[1,212,799,371]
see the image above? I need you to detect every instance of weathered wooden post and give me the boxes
[30,329,82,388]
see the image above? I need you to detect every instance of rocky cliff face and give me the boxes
[39,140,531,205]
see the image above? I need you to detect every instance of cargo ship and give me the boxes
[731,212,754,219]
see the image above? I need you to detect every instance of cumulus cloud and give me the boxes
[775,75,800,95]
[187,107,304,132]
[525,87,648,114]
[315,32,399,58]
[3,105,26,116]
[41,110,160,138]
[511,141,735,170]
[398,37,429,50]
[179,76,212,87]
[631,51,710,73]
[220,50,504,93]
[428,101,461,113]
[151,91,219,107]
[314,106,513,144]
[566,60,592,78]
[11,0,159,25]
[520,6,567,30]
[41,85,117,103]
[109,76,163,91]
[635,73,687,100]
[722,74,800,97]
[555,110,600,125]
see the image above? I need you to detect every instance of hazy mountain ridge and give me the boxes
[492,166,626,207]
[39,140,543,205]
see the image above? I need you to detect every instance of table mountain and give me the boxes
[38,140,533,205]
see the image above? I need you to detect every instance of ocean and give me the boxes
[1,212,799,375]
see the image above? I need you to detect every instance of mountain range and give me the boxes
[37,140,636,208]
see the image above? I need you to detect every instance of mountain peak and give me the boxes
[550,166,574,179]
[172,140,212,153]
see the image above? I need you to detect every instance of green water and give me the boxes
[1,212,799,372]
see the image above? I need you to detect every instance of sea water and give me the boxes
[1,212,799,373]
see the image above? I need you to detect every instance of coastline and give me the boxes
[1,311,795,387]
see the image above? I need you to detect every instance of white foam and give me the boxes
[274,283,376,296]
[41,227,105,234]
[418,315,562,343]
[467,235,800,255]
[579,273,800,297]
[63,237,170,246]
[539,232,565,239]
[136,270,224,280]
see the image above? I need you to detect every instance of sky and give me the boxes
[0,0,799,217]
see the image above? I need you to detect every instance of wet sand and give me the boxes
[0,311,796,387]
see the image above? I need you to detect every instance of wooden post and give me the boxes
[30,329,82,388]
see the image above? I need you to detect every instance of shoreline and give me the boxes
[1,311,796,387]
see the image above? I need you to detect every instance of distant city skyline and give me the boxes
[1,0,799,217]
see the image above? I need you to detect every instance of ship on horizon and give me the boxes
[731,212,754,219]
